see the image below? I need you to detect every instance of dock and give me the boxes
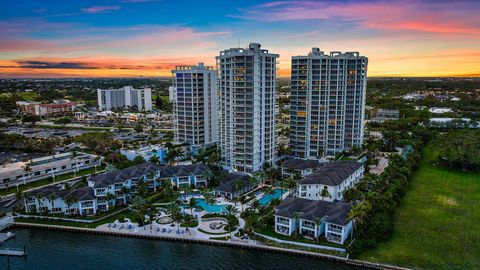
[0,247,26,257]
[0,232,15,243]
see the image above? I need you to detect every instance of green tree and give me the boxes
[131,195,147,227]
[187,197,197,216]
[224,204,239,239]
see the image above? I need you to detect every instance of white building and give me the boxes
[172,63,218,148]
[0,152,102,190]
[274,197,353,244]
[168,86,176,102]
[290,48,368,157]
[296,161,364,202]
[97,86,152,111]
[217,43,278,173]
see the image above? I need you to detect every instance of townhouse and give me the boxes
[281,158,323,179]
[213,172,256,199]
[274,197,353,244]
[296,161,364,202]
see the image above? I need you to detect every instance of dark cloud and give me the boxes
[16,61,97,69]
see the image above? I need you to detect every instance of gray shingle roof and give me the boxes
[28,185,95,201]
[275,197,352,225]
[89,162,211,188]
[214,172,252,193]
[299,161,363,186]
[282,159,322,171]
[89,162,162,188]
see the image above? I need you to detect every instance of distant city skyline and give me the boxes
[1,0,479,78]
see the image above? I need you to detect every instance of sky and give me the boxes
[0,0,479,78]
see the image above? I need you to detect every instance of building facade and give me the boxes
[0,152,102,189]
[217,43,278,173]
[172,63,218,148]
[16,100,76,118]
[296,161,364,202]
[274,197,353,244]
[97,86,152,111]
[290,48,368,158]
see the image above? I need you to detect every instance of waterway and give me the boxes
[2,229,368,270]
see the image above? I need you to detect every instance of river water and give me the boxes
[2,229,368,270]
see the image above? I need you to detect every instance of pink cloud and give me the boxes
[235,1,480,36]
[81,5,121,14]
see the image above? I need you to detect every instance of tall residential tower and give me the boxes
[217,43,278,173]
[172,63,218,148]
[290,48,367,158]
[97,86,152,111]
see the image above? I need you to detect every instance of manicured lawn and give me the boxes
[0,166,105,196]
[358,143,480,270]
[15,209,137,229]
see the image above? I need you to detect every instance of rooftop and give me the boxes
[214,172,252,194]
[282,159,322,171]
[299,161,363,186]
[275,197,352,225]
[28,184,95,201]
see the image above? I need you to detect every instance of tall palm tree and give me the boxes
[166,202,181,233]
[313,217,323,243]
[48,193,57,214]
[292,211,301,238]
[321,188,330,200]
[238,195,247,212]
[348,201,371,241]
[22,163,32,185]
[224,205,239,240]
[104,193,116,209]
[35,194,44,215]
[234,181,244,200]
[188,197,197,216]
[131,195,147,228]
[251,199,260,214]
[65,195,78,215]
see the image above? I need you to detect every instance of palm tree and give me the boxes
[187,197,197,216]
[285,179,297,195]
[35,194,44,215]
[321,188,330,200]
[104,193,116,209]
[234,181,244,200]
[251,199,260,214]
[65,195,78,215]
[238,195,247,212]
[149,154,160,164]
[313,217,323,243]
[166,147,184,165]
[202,192,216,205]
[48,193,57,214]
[131,195,147,228]
[70,150,79,178]
[224,205,239,240]
[166,202,181,233]
[292,211,301,238]
[22,163,32,185]
[348,201,371,241]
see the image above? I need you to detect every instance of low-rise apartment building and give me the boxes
[17,99,77,118]
[214,172,255,199]
[0,152,102,189]
[25,162,211,215]
[296,161,364,202]
[281,158,323,179]
[274,197,353,244]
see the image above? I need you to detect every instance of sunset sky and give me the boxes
[1,0,479,78]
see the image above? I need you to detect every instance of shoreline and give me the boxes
[9,222,411,270]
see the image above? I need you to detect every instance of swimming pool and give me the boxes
[259,189,287,206]
[195,199,227,213]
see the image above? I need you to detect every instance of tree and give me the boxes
[321,188,330,200]
[149,154,160,164]
[70,150,79,177]
[224,204,239,240]
[188,197,197,216]
[238,195,247,212]
[166,202,181,233]
[166,147,184,165]
[251,199,260,214]
[104,193,116,209]
[48,193,57,214]
[35,194,44,215]
[131,195,147,227]
[22,115,41,126]
[348,201,371,241]
[155,95,163,110]
[65,195,78,215]
[292,211,301,238]
[313,217,323,243]
[134,124,143,133]
[54,117,72,128]
[22,162,32,185]
[234,181,244,199]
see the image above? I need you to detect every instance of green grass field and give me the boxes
[358,143,480,270]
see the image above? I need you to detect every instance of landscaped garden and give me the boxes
[358,142,480,270]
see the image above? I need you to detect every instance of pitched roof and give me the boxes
[159,163,210,178]
[214,172,252,194]
[275,197,352,225]
[89,162,162,188]
[299,161,363,186]
[28,185,95,201]
[89,162,211,188]
[282,159,322,171]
